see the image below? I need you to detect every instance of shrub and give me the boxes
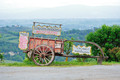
[116,51,120,61]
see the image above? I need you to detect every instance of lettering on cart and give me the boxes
[55,44,61,48]
[32,25,61,36]
[72,45,91,55]
[19,32,29,50]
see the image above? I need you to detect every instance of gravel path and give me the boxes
[0,65,120,80]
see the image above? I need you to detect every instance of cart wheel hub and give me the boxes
[41,54,44,58]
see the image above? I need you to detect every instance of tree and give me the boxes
[0,35,4,62]
[64,37,74,61]
[86,25,120,61]
[0,50,4,62]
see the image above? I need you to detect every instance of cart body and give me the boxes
[29,37,64,54]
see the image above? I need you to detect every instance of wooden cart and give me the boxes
[20,22,107,66]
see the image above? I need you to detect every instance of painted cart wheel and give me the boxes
[32,45,55,66]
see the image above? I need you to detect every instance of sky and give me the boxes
[0,0,120,19]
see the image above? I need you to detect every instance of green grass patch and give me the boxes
[0,61,120,67]
[0,62,36,67]
[51,61,97,67]
[102,61,120,65]
[0,61,97,67]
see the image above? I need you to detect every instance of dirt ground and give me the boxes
[0,65,120,80]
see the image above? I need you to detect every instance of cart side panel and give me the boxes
[29,38,34,49]
[48,40,55,50]
[29,38,42,49]
[35,38,42,48]
[55,48,61,53]
[42,39,48,45]
[55,40,63,53]
[29,38,64,54]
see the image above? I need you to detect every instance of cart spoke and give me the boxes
[45,57,50,62]
[35,57,39,62]
[46,50,51,53]
[39,57,43,63]
[41,58,44,64]
[37,47,42,52]
[47,55,52,60]
[44,58,47,64]
[34,53,39,55]
[47,53,52,56]
[44,47,48,53]
[43,46,45,53]
[36,49,41,54]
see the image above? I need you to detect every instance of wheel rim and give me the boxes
[32,45,55,66]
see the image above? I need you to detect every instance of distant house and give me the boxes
[8,51,15,56]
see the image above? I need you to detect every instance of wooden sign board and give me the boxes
[19,32,29,50]
[72,45,91,55]
[55,43,61,48]
[32,25,61,36]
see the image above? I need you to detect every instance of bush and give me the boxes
[23,57,34,65]
[86,25,120,61]
[116,51,120,61]
[109,47,120,62]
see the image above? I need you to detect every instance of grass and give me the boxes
[102,61,120,65]
[51,61,98,67]
[0,61,120,67]
[0,62,36,67]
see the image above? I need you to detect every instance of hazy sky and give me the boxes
[0,0,120,19]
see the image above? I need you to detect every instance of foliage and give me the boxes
[116,51,120,62]
[109,47,120,62]
[64,37,74,61]
[86,25,120,61]
[64,37,74,55]
[0,52,4,62]
[23,57,35,65]
[73,53,87,62]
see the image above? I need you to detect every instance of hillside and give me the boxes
[0,26,94,61]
